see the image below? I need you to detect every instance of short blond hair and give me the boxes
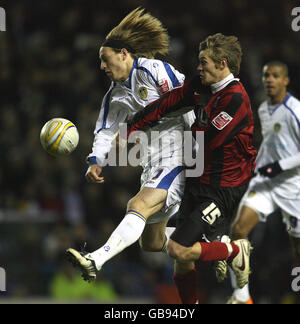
[199,33,243,76]
[105,7,169,59]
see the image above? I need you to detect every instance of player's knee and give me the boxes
[167,243,181,260]
[127,196,147,213]
[167,240,190,262]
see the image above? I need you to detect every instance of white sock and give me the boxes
[229,267,251,302]
[90,211,146,270]
[161,227,176,253]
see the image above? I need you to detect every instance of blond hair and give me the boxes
[105,7,169,59]
[199,33,242,76]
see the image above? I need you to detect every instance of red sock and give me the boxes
[199,241,239,262]
[174,268,198,304]
[227,242,240,263]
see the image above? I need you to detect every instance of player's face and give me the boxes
[99,47,129,82]
[197,50,224,85]
[262,65,289,100]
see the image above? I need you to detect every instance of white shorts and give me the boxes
[140,165,186,224]
[240,177,300,238]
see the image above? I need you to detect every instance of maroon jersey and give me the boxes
[193,80,257,187]
[127,77,257,188]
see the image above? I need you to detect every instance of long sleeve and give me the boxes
[279,152,300,171]
[278,108,300,171]
[87,84,129,166]
[126,76,202,137]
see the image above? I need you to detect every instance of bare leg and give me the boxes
[88,187,168,269]
[231,205,260,240]
[139,219,169,252]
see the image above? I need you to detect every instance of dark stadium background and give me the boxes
[0,0,299,304]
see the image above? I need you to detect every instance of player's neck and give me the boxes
[210,72,234,94]
[119,57,135,82]
[269,90,288,105]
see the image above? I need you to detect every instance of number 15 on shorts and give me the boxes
[202,203,221,225]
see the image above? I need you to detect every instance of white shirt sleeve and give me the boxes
[138,58,185,101]
[279,152,300,170]
[138,58,195,123]
[87,85,130,166]
[279,104,300,170]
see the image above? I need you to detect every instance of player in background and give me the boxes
[126,33,257,304]
[66,8,196,281]
[224,61,300,304]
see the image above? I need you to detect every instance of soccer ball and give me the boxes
[40,118,79,157]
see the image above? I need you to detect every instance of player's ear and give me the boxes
[120,48,129,60]
[284,76,290,87]
[219,58,228,70]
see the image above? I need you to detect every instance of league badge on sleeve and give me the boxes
[158,79,170,95]
[212,111,233,130]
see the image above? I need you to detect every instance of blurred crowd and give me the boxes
[0,0,299,303]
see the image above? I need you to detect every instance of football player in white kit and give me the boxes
[224,61,300,304]
[66,8,195,281]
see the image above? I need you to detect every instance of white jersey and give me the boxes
[88,57,195,169]
[255,93,300,199]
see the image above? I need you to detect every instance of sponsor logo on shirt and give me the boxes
[211,111,233,130]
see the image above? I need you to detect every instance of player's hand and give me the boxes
[85,164,105,183]
[258,161,283,178]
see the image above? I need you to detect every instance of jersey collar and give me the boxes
[210,73,240,94]
[267,93,291,115]
[119,58,138,90]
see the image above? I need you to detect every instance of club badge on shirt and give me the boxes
[138,87,148,99]
[274,123,281,132]
[212,111,233,130]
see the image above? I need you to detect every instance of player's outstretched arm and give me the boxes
[127,76,202,136]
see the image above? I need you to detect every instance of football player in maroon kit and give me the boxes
[127,33,257,304]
